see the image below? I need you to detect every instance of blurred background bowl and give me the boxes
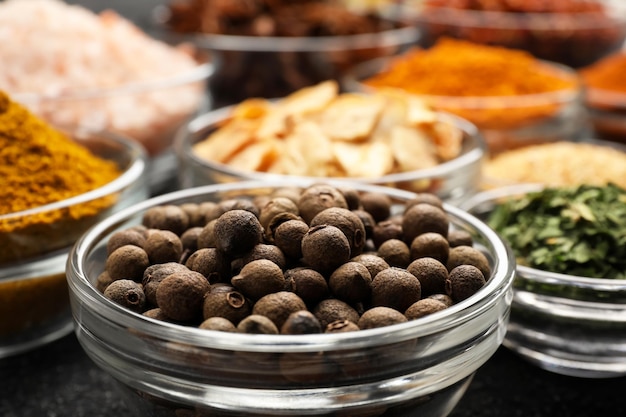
[154,3,419,108]
[67,180,515,417]
[584,88,626,143]
[345,56,588,156]
[462,183,626,378]
[174,105,487,205]
[0,128,149,358]
[403,0,626,68]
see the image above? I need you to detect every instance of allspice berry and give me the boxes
[410,232,450,264]
[179,203,206,228]
[310,207,366,257]
[197,219,218,249]
[105,244,150,281]
[142,205,189,236]
[338,186,361,211]
[446,245,491,280]
[231,259,285,301]
[156,270,210,322]
[96,271,114,293]
[350,254,390,281]
[106,229,146,256]
[297,184,348,224]
[406,257,448,296]
[358,306,407,330]
[142,262,190,305]
[351,209,376,240]
[237,314,279,334]
[405,298,448,320]
[301,225,351,273]
[185,248,231,284]
[312,299,360,329]
[252,291,307,329]
[273,219,309,260]
[213,209,263,257]
[359,192,392,222]
[428,293,454,307]
[240,244,287,271]
[280,310,322,334]
[405,193,444,211]
[446,264,486,303]
[377,239,410,268]
[144,229,183,264]
[199,317,237,332]
[372,220,403,249]
[103,279,146,313]
[284,267,329,305]
[447,229,473,247]
[371,267,421,313]
[259,197,299,230]
[328,262,372,304]
[180,227,203,252]
[402,203,449,246]
[202,289,251,325]
[325,320,360,333]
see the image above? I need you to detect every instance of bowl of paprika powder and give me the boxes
[0,91,149,358]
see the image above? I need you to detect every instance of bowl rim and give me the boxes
[9,62,213,102]
[173,103,487,185]
[67,179,515,353]
[584,85,626,108]
[344,56,583,109]
[0,127,148,222]
[406,1,626,30]
[461,182,626,289]
[153,5,421,53]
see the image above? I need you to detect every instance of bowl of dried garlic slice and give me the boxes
[174,80,486,205]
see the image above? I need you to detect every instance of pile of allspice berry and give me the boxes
[99,184,491,335]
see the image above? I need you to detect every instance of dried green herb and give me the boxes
[487,184,626,279]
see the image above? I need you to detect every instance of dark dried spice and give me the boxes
[371,267,421,313]
[402,203,449,244]
[231,259,286,301]
[104,279,146,313]
[328,262,372,305]
[446,245,491,281]
[312,298,360,329]
[203,289,251,325]
[185,247,231,284]
[377,238,410,268]
[297,184,348,224]
[280,310,322,335]
[405,298,448,320]
[310,207,367,257]
[358,306,407,330]
[156,270,210,322]
[105,244,150,282]
[213,209,263,257]
[410,232,450,264]
[446,264,486,303]
[144,229,183,264]
[142,205,190,236]
[407,257,448,296]
[301,225,351,273]
[360,192,392,223]
[143,262,190,306]
[273,219,309,260]
[252,291,307,329]
[106,229,146,256]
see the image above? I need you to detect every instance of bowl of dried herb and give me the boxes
[462,182,626,378]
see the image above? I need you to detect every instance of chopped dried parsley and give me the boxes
[487,183,626,279]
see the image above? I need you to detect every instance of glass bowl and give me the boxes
[174,105,486,206]
[67,180,515,417]
[154,5,419,108]
[404,0,626,68]
[0,128,149,358]
[344,56,589,156]
[462,183,626,378]
[584,88,626,143]
[11,63,212,158]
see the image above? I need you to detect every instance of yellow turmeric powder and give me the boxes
[0,90,121,263]
[364,38,579,129]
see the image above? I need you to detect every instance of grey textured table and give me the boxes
[3,1,626,416]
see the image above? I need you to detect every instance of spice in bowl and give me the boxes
[487,183,626,278]
[159,0,417,106]
[579,50,626,142]
[411,0,626,68]
[192,80,464,180]
[360,38,584,154]
[0,0,209,156]
[482,141,626,189]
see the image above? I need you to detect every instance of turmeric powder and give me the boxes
[579,51,626,94]
[0,90,121,263]
[364,38,579,129]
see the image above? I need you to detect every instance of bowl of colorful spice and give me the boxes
[462,182,626,378]
[67,179,515,416]
[0,91,149,358]
[579,50,626,143]
[0,0,211,194]
[174,80,487,205]
[344,38,589,156]
[404,0,626,69]
[154,0,419,108]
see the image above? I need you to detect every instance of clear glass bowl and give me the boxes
[344,56,589,156]
[67,180,515,417]
[11,63,212,157]
[155,9,419,108]
[404,0,626,68]
[174,106,486,206]
[0,128,149,358]
[462,183,626,378]
[584,87,626,143]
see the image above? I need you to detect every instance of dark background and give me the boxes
[2,1,626,416]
